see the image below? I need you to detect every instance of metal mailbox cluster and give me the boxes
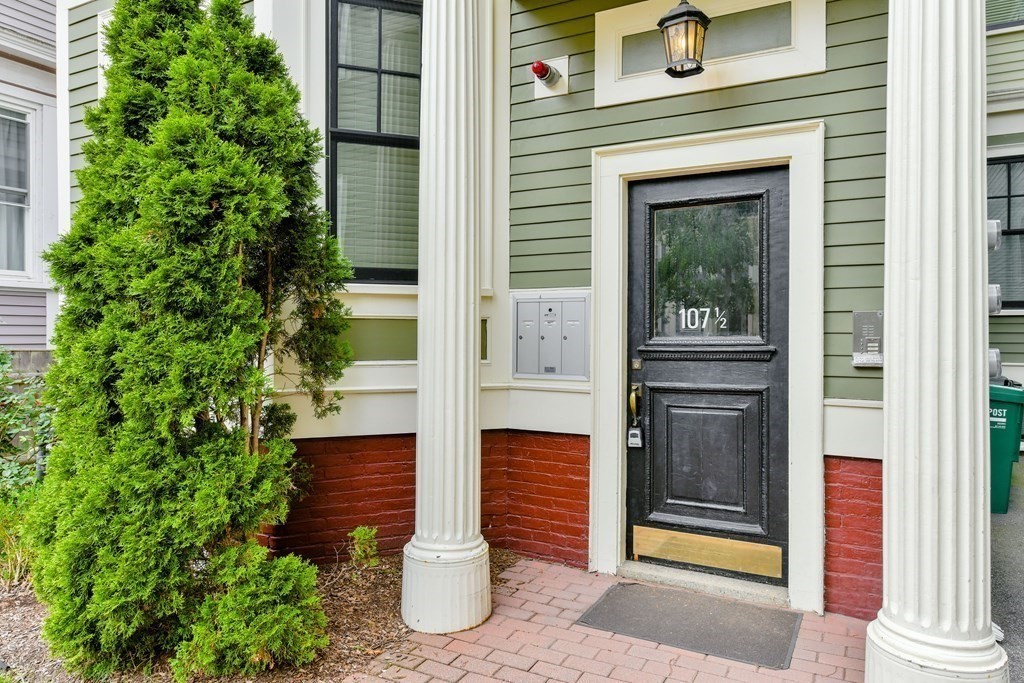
[514,294,589,379]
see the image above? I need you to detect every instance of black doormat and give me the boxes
[577,583,803,669]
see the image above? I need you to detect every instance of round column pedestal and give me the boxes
[866,615,1007,682]
[401,536,491,634]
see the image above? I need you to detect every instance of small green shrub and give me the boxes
[0,486,38,589]
[348,526,379,569]
[0,348,52,493]
[171,543,328,681]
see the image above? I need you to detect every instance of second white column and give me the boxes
[865,0,1008,680]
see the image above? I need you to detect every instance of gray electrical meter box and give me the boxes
[852,310,884,368]
[514,293,589,379]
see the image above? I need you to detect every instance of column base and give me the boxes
[401,535,491,633]
[865,613,1008,682]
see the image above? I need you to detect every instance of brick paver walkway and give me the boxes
[346,559,867,683]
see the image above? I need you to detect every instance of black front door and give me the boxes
[626,166,790,585]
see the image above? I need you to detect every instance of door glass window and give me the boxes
[652,200,761,338]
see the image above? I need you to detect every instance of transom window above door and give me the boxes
[594,0,825,108]
[329,0,422,283]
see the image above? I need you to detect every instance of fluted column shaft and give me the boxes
[864,1,1007,680]
[400,0,491,633]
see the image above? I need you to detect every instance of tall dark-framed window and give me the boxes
[988,156,1024,308]
[329,0,422,283]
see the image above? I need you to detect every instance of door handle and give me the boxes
[629,384,641,426]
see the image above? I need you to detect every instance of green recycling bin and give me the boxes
[990,384,1024,514]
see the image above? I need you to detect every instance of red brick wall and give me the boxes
[824,456,883,620]
[506,431,590,567]
[481,431,509,546]
[262,434,416,562]
[264,431,590,568]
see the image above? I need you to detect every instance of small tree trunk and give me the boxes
[250,252,274,454]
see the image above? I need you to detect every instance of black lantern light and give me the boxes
[658,1,711,78]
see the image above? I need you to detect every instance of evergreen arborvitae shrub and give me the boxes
[26,0,351,677]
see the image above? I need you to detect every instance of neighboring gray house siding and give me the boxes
[0,0,56,47]
[0,290,47,349]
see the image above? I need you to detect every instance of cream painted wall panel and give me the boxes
[823,399,882,459]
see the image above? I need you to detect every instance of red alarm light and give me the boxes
[531,60,560,86]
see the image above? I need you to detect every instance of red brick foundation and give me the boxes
[264,430,590,568]
[824,455,883,620]
[505,431,590,567]
[266,437,884,615]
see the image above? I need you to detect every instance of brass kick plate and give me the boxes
[632,526,783,579]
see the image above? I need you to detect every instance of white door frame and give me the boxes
[588,120,827,614]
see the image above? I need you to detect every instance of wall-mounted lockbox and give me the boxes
[513,292,590,380]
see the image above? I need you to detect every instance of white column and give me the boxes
[401,0,491,634]
[865,1,1007,680]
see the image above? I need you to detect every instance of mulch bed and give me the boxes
[0,547,522,683]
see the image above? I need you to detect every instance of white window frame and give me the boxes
[594,0,826,108]
[0,96,38,282]
[0,90,50,282]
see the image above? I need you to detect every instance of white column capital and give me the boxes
[401,0,492,634]
[865,1,1007,680]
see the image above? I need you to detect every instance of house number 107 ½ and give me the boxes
[679,307,728,330]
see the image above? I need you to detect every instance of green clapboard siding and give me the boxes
[509,0,888,400]
[988,30,1024,93]
[992,315,1024,364]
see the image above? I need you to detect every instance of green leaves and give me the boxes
[29,0,349,676]
[171,543,328,681]
[0,349,52,493]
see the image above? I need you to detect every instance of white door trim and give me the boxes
[589,119,826,614]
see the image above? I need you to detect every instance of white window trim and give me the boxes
[0,91,54,288]
[589,120,826,613]
[0,105,31,279]
[594,0,826,108]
